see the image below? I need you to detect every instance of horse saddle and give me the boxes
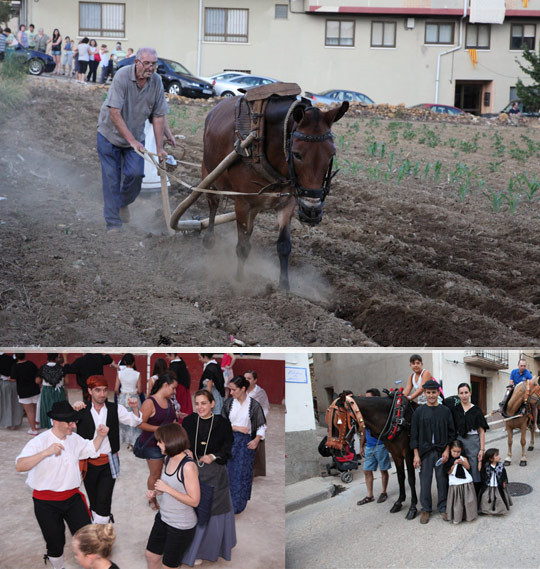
[234,82,303,171]
[499,385,514,418]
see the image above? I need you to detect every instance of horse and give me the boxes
[502,377,540,466]
[200,86,348,291]
[330,392,418,520]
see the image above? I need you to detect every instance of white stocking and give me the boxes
[47,554,65,569]
[92,510,110,524]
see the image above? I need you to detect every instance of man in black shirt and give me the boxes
[410,379,455,524]
[63,353,113,403]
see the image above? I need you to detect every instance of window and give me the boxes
[275,4,288,19]
[325,19,355,47]
[466,23,490,49]
[510,23,536,50]
[425,22,454,44]
[79,2,125,38]
[204,8,249,43]
[371,21,396,47]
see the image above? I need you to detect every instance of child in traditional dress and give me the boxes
[72,523,119,569]
[445,439,478,524]
[478,448,512,515]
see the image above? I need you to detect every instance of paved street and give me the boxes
[286,427,540,569]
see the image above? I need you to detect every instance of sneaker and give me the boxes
[194,561,203,566]
[106,226,122,233]
[27,429,38,436]
[119,206,130,223]
[420,511,430,524]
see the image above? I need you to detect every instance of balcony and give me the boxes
[464,350,509,370]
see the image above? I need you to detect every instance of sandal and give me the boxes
[377,492,388,503]
[357,496,375,506]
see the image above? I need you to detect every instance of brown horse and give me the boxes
[503,377,540,466]
[201,90,348,290]
[332,393,418,519]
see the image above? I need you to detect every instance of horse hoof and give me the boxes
[528,446,534,451]
[504,460,511,466]
[389,503,402,514]
[406,507,417,520]
[519,460,527,466]
[202,233,215,249]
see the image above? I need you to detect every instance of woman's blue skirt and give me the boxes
[227,431,255,514]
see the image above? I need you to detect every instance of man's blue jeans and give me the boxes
[97,132,144,229]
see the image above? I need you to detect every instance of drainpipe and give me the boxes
[197,0,203,76]
[435,0,468,103]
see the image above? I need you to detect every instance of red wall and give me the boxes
[9,353,284,404]
[151,354,285,404]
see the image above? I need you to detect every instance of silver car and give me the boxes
[214,74,278,97]
[201,71,249,94]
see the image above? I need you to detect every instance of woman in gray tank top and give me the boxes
[146,423,200,569]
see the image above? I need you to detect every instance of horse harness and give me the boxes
[325,396,365,451]
[384,388,408,441]
[234,82,336,225]
[325,390,410,452]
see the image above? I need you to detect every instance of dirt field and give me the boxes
[2,75,540,347]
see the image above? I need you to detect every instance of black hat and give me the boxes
[423,379,441,390]
[47,400,81,422]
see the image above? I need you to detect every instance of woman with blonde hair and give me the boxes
[72,523,119,569]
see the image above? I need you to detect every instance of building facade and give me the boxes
[14,0,540,113]
[312,350,540,421]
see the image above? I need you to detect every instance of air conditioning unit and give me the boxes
[406,18,415,29]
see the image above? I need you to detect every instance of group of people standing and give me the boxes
[13,352,271,569]
[0,24,131,83]
[356,354,519,525]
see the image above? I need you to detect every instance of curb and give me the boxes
[286,486,334,513]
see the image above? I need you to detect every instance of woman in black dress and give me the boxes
[182,390,236,566]
[447,382,489,492]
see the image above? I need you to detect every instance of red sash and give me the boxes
[33,488,92,518]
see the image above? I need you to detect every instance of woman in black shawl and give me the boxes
[199,354,226,415]
[182,390,236,566]
[222,376,266,514]
[447,383,489,492]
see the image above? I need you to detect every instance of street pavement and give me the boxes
[286,423,540,569]
[0,391,284,569]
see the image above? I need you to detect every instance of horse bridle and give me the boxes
[285,114,338,225]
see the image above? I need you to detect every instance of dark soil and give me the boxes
[1,76,540,347]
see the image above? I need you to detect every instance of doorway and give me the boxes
[454,82,483,114]
[470,375,487,414]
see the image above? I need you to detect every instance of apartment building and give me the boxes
[14,0,540,112]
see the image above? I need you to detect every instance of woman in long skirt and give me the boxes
[222,376,266,514]
[182,390,236,566]
[38,353,67,429]
[0,353,23,429]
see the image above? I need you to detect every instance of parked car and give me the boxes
[117,56,214,98]
[304,89,375,105]
[411,103,465,115]
[10,48,55,75]
[500,100,539,117]
[201,71,249,93]
[214,74,279,97]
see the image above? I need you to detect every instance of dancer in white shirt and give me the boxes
[73,375,142,525]
[16,400,109,569]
